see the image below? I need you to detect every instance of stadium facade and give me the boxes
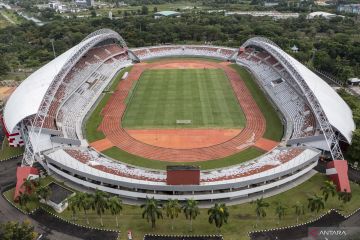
[2,29,355,203]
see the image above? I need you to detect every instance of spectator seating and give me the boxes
[237,50,317,139]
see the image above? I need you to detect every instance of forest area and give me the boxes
[0,9,359,82]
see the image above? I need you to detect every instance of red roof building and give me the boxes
[326,160,351,193]
[14,166,39,201]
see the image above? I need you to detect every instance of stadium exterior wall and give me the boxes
[3,29,354,203]
[45,154,319,202]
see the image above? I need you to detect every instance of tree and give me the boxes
[292,201,305,224]
[141,197,163,229]
[251,198,269,227]
[208,203,229,232]
[108,196,123,228]
[21,178,35,195]
[321,180,337,202]
[77,192,93,225]
[36,185,51,202]
[307,194,325,215]
[141,5,149,15]
[347,129,360,163]
[338,190,352,204]
[163,199,181,230]
[182,199,200,232]
[68,194,80,222]
[153,6,158,12]
[0,58,10,76]
[274,201,287,225]
[91,9,96,18]
[92,190,109,227]
[17,192,31,211]
[0,220,37,240]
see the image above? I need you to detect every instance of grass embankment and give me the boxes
[85,67,131,142]
[6,174,360,240]
[0,138,24,161]
[122,68,245,129]
[102,146,264,170]
[230,65,284,141]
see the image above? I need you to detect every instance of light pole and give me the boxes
[50,39,56,58]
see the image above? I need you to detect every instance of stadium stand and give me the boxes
[132,45,236,60]
[237,49,317,140]
[2,29,355,203]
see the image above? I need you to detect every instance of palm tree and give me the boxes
[17,192,31,211]
[92,190,109,227]
[108,196,123,228]
[274,201,287,225]
[182,199,200,232]
[36,185,51,202]
[21,178,35,194]
[208,203,229,233]
[307,194,325,215]
[141,197,163,229]
[321,180,337,202]
[163,199,181,230]
[77,192,94,225]
[32,177,43,188]
[292,201,305,224]
[68,195,80,222]
[251,198,269,227]
[338,190,352,204]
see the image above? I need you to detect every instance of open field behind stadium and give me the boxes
[122,68,246,129]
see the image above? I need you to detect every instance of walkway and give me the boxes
[0,158,118,240]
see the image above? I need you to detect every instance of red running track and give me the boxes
[97,60,268,162]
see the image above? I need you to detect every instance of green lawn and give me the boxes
[122,69,245,129]
[85,67,131,142]
[2,176,55,212]
[231,65,283,141]
[38,174,360,240]
[102,146,264,170]
[0,138,24,161]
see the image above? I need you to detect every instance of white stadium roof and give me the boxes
[3,37,95,133]
[3,33,355,146]
[250,38,355,143]
[3,29,125,134]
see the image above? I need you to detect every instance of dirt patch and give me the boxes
[254,138,279,152]
[90,138,114,152]
[125,129,242,149]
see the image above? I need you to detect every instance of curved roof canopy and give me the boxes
[3,29,124,133]
[243,37,355,143]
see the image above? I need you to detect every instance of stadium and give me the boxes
[2,29,355,203]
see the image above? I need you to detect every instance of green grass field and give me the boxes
[0,138,24,161]
[122,69,245,129]
[102,146,264,170]
[84,62,284,168]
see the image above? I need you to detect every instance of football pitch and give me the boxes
[122,68,245,129]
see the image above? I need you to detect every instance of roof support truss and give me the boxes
[22,29,126,166]
[241,37,344,160]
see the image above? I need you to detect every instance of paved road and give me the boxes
[0,158,118,240]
